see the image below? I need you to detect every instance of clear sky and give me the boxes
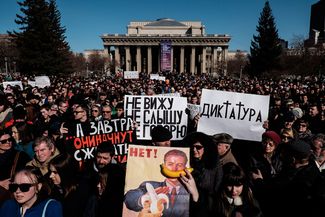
[0,0,317,53]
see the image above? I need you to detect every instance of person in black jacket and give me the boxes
[0,129,31,205]
[214,162,263,217]
[182,131,222,217]
[83,163,125,217]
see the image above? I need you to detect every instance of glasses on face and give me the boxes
[281,135,292,140]
[193,145,204,150]
[9,183,37,193]
[299,124,307,128]
[102,111,111,114]
[92,110,99,113]
[0,138,11,144]
[74,110,84,114]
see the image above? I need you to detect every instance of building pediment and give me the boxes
[144,18,187,27]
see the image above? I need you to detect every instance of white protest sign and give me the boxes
[197,89,269,141]
[3,81,23,90]
[150,74,159,80]
[187,103,201,120]
[124,95,188,140]
[158,76,166,81]
[35,76,51,88]
[124,71,139,79]
[28,81,36,87]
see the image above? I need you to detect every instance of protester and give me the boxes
[182,131,222,217]
[150,125,173,147]
[49,153,91,217]
[252,139,320,217]
[214,162,263,217]
[249,130,282,181]
[0,130,31,193]
[0,167,63,217]
[83,161,125,217]
[213,133,238,166]
[26,136,60,176]
[0,97,13,130]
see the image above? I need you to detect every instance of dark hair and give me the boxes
[49,153,79,197]
[182,131,219,169]
[215,162,260,217]
[11,122,34,144]
[0,129,11,138]
[96,142,115,156]
[222,162,247,187]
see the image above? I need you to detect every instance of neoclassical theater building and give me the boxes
[101,18,231,75]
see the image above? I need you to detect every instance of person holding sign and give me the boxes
[151,125,172,147]
[124,149,198,217]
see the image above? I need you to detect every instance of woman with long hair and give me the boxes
[182,131,222,217]
[214,162,263,217]
[11,122,35,159]
[83,163,125,217]
[0,167,62,217]
[48,153,91,217]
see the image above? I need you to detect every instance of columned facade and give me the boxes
[102,18,231,75]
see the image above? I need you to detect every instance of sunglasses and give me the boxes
[0,139,11,144]
[193,145,204,150]
[9,183,37,193]
[92,110,99,112]
[102,111,111,114]
[299,124,307,127]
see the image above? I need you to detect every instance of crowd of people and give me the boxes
[0,71,325,217]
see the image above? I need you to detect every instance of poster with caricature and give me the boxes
[123,145,190,217]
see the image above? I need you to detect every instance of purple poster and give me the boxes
[160,41,172,72]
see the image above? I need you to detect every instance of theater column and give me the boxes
[170,46,174,72]
[190,47,195,74]
[136,46,141,72]
[114,46,120,73]
[180,47,184,73]
[202,47,206,74]
[125,46,131,71]
[147,46,152,74]
[213,47,218,74]
[223,47,228,76]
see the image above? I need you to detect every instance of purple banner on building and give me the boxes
[160,40,172,72]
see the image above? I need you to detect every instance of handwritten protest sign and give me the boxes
[124,95,188,140]
[150,74,159,80]
[65,117,134,164]
[2,81,23,90]
[197,89,269,141]
[123,145,190,217]
[35,76,51,88]
[27,81,36,87]
[124,71,139,79]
